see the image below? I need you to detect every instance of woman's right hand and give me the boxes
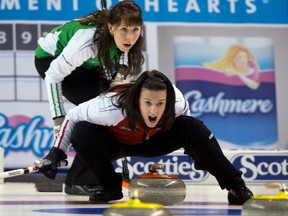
[39,147,67,179]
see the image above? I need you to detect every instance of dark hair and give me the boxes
[79,1,144,78]
[111,70,176,131]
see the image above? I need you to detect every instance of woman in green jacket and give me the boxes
[34,0,144,195]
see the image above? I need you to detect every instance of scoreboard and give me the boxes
[0,22,63,101]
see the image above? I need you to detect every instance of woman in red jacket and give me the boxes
[39,70,253,204]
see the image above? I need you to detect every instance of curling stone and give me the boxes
[128,163,186,206]
[103,190,171,216]
[242,182,288,216]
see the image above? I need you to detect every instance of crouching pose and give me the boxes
[39,70,253,204]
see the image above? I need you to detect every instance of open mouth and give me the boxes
[148,116,157,123]
[123,44,132,48]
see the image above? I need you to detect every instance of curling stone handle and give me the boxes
[149,163,164,172]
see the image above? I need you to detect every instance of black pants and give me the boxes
[71,115,243,190]
[35,56,109,186]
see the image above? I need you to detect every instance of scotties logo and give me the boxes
[231,154,288,182]
[113,155,209,182]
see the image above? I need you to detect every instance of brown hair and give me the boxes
[80,1,144,78]
[111,70,176,131]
